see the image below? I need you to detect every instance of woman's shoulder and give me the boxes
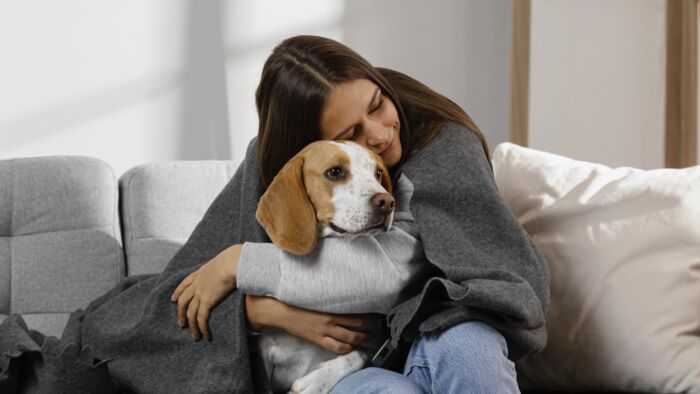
[408,121,485,163]
[401,121,493,182]
[431,121,483,149]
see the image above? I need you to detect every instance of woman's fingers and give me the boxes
[334,313,383,332]
[175,284,210,341]
[198,303,212,341]
[177,286,194,327]
[171,271,196,302]
[325,313,385,352]
[188,297,201,340]
[318,335,353,354]
[331,315,364,330]
[328,324,369,346]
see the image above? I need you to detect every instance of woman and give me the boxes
[171,35,549,393]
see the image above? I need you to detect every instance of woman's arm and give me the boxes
[244,294,384,354]
[237,217,430,315]
[170,244,243,339]
[237,174,432,314]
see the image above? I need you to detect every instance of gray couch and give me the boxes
[1,155,603,394]
[0,155,237,339]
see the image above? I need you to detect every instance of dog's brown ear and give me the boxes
[256,154,318,255]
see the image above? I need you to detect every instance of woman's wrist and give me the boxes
[245,294,269,332]
[245,294,290,332]
[222,244,242,287]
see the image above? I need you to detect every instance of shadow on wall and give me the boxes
[179,0,231,161]
[0,72,180,152]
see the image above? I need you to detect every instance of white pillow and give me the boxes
[492,142,700,393]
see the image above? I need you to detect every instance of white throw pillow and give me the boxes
[492,142,700,393]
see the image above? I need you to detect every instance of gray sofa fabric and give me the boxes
[0,155,629,394]
[0,156,234,338]
[118,161,237,276]
[0,156,125,338]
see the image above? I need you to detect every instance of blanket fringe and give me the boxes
[0,314,118,394]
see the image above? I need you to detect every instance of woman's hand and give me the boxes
[245,294,385,354]
[171,244,243,341]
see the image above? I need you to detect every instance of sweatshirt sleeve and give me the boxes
[236,175,432,315]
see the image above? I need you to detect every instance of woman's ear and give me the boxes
[256,154,318,255]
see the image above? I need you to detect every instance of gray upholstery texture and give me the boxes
[118,160,238,276]
[0,156,238,338]
[0,156,125,338]
[0,155,642,393]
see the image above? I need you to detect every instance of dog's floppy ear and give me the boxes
[378,160,393,195]
[256,153,318,255]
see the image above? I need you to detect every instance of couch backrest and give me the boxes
[117,161,238,276]
[0,156,125,337]
[0,156,238,337]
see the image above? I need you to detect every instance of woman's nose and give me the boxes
[365,121,390,148]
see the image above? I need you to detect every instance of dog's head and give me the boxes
[256,140,395,255]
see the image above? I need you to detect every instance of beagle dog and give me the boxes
[254,140,395,394]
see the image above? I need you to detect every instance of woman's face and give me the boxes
[319,78,402,169]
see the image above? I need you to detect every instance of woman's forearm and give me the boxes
[236,221,430,314]
[221,244,243,287]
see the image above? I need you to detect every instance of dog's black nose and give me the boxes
[372,193,395,215]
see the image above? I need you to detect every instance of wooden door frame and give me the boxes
[510,0,531,147]
[511,0,699,167]
[665,0,698,167]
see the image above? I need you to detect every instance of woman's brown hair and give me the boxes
[255,35,490,187]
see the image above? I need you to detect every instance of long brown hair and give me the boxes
[255,35,490,187]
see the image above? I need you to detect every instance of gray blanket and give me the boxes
[0,121,549,393]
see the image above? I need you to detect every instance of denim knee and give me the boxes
[435,320,510,360]
[403,320,519,393]
[329,367,426,394]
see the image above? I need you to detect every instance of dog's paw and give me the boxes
[289,364,339,394]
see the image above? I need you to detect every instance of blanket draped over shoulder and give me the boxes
[0,122,549,393]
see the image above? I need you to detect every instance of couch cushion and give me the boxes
[118,161,238,276]
[493,143,700,393]
[0,156,125,338]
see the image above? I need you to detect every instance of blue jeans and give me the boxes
[329,320,520,393]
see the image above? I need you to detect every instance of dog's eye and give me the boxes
[375,169,383,181]
[326,166,345,180]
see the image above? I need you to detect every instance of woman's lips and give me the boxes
[380,138,394,157]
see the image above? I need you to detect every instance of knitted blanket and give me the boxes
[0,122,549,393]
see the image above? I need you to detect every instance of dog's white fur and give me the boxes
[254,141,394,394]
[319,142,394,237]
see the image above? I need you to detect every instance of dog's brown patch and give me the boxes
[256,140,390,255]
[302,142,351,225]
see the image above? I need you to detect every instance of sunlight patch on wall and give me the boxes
[223,0,345,168]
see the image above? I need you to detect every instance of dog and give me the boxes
[253,140,396,393]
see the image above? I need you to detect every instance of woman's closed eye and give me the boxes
[371,98,384,114]
[342,98,385,140]
[345,128,357,141]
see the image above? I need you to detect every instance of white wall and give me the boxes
[0,1,190,178]
[342,0,513,152]
[0,0,513,176]
[224,0,513,167]
[223,0,345,169]
[529,0,667,169]
[0,0,682,176]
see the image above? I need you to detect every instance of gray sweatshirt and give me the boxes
[236,173,432,315]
